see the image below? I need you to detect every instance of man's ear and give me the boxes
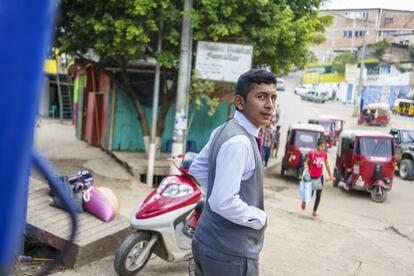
[234,95,245,111]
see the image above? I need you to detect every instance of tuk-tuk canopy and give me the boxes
[318,115,344,122]
[340,129,393,140]
[308,118,335,133]
[364,103,390,112]
[289,123,325,133]
[394,98,414,107]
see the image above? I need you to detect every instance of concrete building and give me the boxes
[304,42,413,107]
[313,8,414,62]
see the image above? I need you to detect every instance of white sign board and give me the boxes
[195,41,253,83]
[345,64,358,82]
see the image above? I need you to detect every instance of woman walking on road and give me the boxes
[302,138,334,217]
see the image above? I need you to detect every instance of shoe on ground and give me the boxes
[343,185,350,191]
[312,211,319,217]
[301,201,306,211]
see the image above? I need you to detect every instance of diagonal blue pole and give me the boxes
[0,0,57,272]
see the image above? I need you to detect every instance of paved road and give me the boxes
[51,71,414,276]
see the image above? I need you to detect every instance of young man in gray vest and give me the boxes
[190,69,277,276]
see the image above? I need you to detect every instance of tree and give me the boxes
[369,40,390,61]
[57,0,332,141]
[305,51,318,65]
[332,51,357,74]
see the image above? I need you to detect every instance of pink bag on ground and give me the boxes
[96,187,120,214]
[83,187,115,222]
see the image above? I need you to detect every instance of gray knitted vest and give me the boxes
[194,119,265,259]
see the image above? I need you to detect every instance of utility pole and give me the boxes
[170,0,193,174]
[147,28,162,188]
[183,25,194,154]
[353,16,369,117]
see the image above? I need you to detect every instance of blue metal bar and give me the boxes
[32,151,79,274]
[0,0,65,272]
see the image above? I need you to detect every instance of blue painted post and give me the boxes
[0,0,57,272]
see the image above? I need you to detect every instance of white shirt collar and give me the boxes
[233,110,260,138]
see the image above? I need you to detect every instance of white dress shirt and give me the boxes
[189,111,267,230]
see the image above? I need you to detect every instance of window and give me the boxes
[379,65,391,74]
[384,17,394,24]
[345,11,368,19]
[293,131,320,148]
[344,11,354,19]
[341,138,354,153]
[383,30,396,36]
[366,63,379,75]
[354,30,365,37]
[356,138,393,157]
[343,30,354,38]
[320,122,334,132]
[400,130,414,144]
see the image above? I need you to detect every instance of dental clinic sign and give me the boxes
[195,41,253,83]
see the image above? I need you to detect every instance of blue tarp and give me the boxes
[361,85,410,108]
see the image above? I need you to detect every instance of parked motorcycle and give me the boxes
[114,152,203,275]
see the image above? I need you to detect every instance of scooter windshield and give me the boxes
[356,138,393,157]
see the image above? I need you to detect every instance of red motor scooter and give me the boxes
[114,152,204,275]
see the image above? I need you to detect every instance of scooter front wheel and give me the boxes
[114,231,156,275]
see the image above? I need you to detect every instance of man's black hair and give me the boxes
[235,69,277,100]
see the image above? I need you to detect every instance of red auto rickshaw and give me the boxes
[281,123,325,178]
[358,103,391,126]
[308,118,336,148]
[333,129,395,203]
[319,115,345,146]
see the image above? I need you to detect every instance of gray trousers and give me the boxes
[192,236,259,276]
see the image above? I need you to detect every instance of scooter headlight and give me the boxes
[162,183,194,198]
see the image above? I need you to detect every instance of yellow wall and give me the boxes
[303,72,345,84]
[44,59,57,74]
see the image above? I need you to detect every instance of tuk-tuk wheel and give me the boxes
[333,171,339,187]
[370,186,387,203]
[399,159,414,180]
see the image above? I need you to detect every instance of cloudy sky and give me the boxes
[322,0,414,11]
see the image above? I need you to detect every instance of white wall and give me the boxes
[38,77,50,117]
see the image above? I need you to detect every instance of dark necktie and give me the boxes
[256,134,262,157]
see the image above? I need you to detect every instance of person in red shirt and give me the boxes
[302,138,334,217]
